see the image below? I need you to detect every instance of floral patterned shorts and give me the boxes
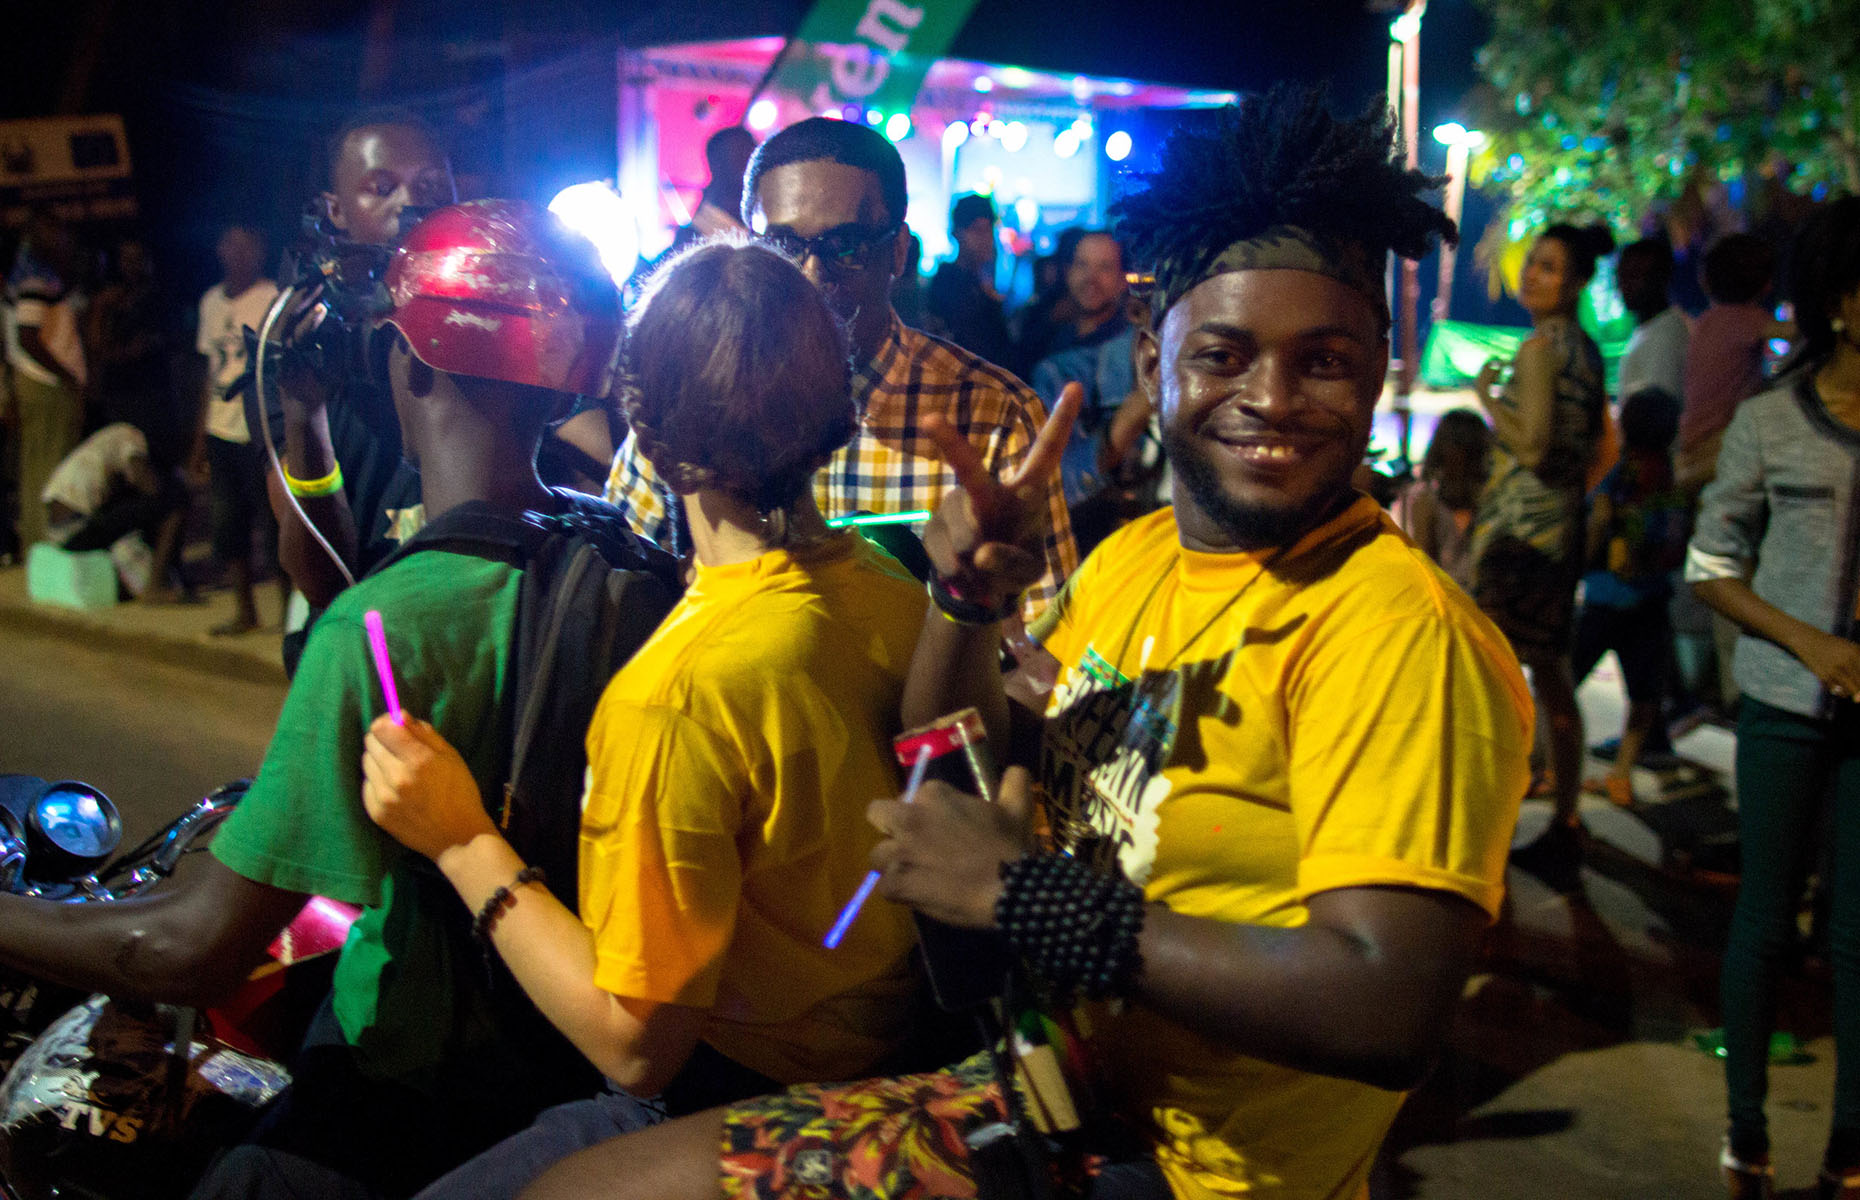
[718,1051,1005,1200]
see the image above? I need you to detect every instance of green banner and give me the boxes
[760,0,983,117]
[1421,319,1634,397]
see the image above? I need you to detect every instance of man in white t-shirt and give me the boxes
[194,225,283,634]
[42,422,189,597]
[1615,237,1689,405]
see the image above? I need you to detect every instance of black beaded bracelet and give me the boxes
[472,865,547,944]
[928,575,1021,626]
[994,853,1146,1002]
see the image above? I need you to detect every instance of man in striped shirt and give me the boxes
[607,117,1075,619]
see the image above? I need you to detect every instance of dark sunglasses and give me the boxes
[756,223,900,271]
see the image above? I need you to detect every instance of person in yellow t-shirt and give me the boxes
[515,91,1530,1200]
[355,240,928,1198]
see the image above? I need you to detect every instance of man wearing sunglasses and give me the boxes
[606,117,1076,620]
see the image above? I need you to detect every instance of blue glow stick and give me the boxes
[823,742,933,949]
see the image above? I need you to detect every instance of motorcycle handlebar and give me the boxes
[2,780,249,904]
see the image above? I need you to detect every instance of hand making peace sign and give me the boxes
[920,382,1082,608]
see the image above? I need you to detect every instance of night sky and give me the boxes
[3,0,1499,320]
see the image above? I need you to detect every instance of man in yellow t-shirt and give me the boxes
[521,91,1530,1200]
[862,92,1530,1200]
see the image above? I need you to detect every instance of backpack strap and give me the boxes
[497,493,681,908]
[366,501,554,577]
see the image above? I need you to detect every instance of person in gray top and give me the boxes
[1686,194,1860,1199]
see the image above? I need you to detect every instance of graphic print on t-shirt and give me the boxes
[1040,644,1179,885]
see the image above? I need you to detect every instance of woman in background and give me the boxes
[1690,197,1860,1200]
[1472,222,1614,891]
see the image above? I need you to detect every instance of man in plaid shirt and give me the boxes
[606,117,1076,619]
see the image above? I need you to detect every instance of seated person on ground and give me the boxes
[40,420,190,598]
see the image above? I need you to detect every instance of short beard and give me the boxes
[1162,424,1351,551]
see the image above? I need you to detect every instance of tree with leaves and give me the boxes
[1471,0,1859,240]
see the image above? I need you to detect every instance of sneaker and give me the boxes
[1510,820,1584,893]
[1721,1142,1774,1199]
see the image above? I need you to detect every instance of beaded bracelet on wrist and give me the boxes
[472,865,547,944]
[994,853,1145,1002]
[928,574,1021,626]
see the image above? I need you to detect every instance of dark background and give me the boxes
[1,0,1516,328]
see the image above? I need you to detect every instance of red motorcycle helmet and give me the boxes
[380,199,621,397]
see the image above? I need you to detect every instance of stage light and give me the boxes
[1054,129,1081,158]
[1014,196,1040,228]
[943,121,970,150]
[973,76,995,93]
[866,109,883,126]
[986,120,1007,139]
[1105,130,1133,161]
[885,113,912,142]
[1001,121,1028,152]
[747,99,778,132]
[547,181,639,288]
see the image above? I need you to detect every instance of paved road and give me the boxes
[0,624,284,847]
[0,621,1841,1197]
[1378,680,1833,1199]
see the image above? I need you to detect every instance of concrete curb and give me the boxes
[0,564,289,685]
[0,600,288,684]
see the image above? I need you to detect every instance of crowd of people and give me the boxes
[0,75,1855,1200]
[1383,190,1860,1196]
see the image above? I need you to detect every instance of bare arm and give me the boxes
[268,285,362,606]
[1584,492,1614,571]
[1693,577,1860,696]
[17,327,82,392]
[1102,385,1152,475]
[869,769,1485,1091]
[0,858,306,1008]
[1398,485,1445,563]
[1685,402,1860,694]
[1477,337,1556,471]
[550,407,620,494]
[902,386,1080,749]
[361,718,704,1095]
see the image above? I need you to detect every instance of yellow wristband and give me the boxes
[282,463,344,498]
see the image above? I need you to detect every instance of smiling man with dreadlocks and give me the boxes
[522,89,1531,1200]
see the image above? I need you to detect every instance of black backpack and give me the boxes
[372,489,682,909]
[364,489,682,1105]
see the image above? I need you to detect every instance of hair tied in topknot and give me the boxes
[1111,84,1457,323]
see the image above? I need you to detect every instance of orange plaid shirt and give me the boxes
[604,314,1078,619]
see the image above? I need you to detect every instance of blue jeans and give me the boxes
[414,1087,664,1200]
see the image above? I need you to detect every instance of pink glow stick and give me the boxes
[363,610,404,725]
